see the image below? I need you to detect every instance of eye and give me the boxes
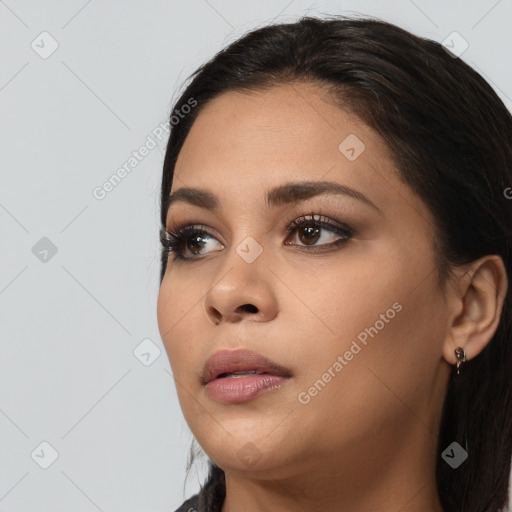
[160,214,354,263]
[284,214,354,252]
[160,225,222,262]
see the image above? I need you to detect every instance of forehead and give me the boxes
[176,82,386,167]
[171,82,430,224]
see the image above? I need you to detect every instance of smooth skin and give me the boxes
[157,82,508,512]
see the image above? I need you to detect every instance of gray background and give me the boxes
[1,1,511,511]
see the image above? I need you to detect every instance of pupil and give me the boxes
[188,234,207,254]
[300,225,320,245]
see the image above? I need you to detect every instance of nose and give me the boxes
[203,247,278,325]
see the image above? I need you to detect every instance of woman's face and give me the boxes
[157,82,453,480]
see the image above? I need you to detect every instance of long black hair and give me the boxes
[159,14,512,512]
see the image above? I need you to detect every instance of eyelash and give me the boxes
[160,214,355,263]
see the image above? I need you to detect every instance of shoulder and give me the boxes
[172,492,200,512]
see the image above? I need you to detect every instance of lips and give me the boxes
[201,348,292,385]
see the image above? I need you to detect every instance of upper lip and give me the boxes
[202,348,292,385]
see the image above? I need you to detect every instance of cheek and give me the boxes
[292,241,442,397]
[314,229,438,349]
[297,267,444,437]
[157,276,202,376]
[157,282,209,426]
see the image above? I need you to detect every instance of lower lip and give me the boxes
[205,374,290,404]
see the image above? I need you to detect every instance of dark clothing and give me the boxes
[173,464,225,512]
[173,492,200,512]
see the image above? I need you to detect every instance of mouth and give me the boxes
[216,370,270,378]
[202,348,292,384]
[201,348,292,404]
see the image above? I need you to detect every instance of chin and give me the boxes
[192,418,293,467]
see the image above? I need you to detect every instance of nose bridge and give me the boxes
[217,210,269,275]
[222,227,270,284]
[203,232,277,324]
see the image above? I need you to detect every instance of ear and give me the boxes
[442,254,508,365]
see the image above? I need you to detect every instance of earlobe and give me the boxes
[442,254,508,365]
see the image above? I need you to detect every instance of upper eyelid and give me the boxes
[167,204,353,230]
[169,214,352,241]
[287,214,353,232]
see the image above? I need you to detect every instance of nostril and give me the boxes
[240,304,258,314]
[207,306,222,325]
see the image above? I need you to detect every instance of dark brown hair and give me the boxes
[160,14,512,512]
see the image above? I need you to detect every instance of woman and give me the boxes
[157,14,512,512]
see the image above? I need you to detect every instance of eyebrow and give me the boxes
[165,180,381,214]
